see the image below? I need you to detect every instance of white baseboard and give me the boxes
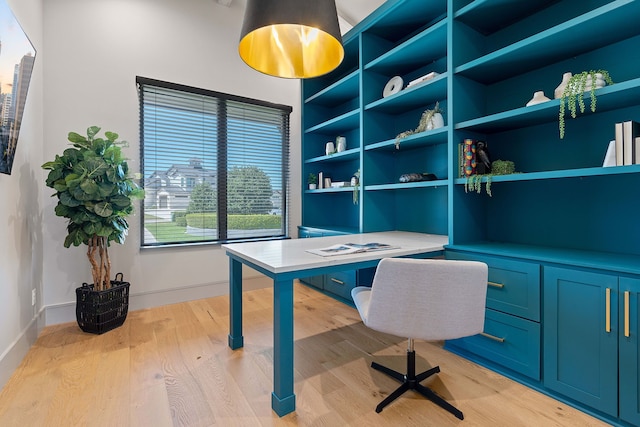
[44,276,272,325]
[0,307,45,392]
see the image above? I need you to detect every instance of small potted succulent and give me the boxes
[307,173,318,190]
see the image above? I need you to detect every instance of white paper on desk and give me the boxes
[306,242,399,257]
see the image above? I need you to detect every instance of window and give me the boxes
[137,77,291,247]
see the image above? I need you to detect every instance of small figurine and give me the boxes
[476,141,492,174]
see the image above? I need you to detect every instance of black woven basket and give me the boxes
[75,273,130,334]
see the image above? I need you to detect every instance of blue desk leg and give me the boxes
[271,277,295,416]
[228,257,244,349]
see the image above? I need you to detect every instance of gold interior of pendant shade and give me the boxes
[238,1,344,79]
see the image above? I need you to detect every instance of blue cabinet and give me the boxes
[545,267,640,423]
[446,251,541,380]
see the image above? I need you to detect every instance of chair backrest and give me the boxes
[364,258,488,341]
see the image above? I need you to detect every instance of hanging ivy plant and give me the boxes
[559,70,613,139]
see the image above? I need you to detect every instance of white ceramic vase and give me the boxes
[554,72,572,99]
[526,91,551,106]
[426,112,445,130]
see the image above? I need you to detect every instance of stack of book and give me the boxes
[606,121,640,166]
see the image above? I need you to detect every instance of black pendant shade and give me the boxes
[238,0,344,79]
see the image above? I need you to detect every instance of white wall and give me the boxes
[41,0,302,319]
[0,0,44,389]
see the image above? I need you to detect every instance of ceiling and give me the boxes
[216,0,387,35]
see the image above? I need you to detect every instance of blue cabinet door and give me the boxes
[543,266,618,417]
[620,277,640,426]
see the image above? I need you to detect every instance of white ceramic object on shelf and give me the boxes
[325,141,335,155]
[526,91,551,106]
[383,76,403,97]
[426,112,445,130]
[554,72,572,99]
[336,136,346,152]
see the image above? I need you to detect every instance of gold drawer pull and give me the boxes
[606,288,611,333]
[480,332,505,343]
[330,278,345,285]
[625,291,630,338]
[487,281,504,289]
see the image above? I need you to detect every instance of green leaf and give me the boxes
[45,169,63,187]
[110,194,132,208]
[83,157,109,179]
[53,180,68,192]
[54,203,70,217]
[98,182,116,197]
[60,191,82,207]
[68,132,87,144]
[94,201,113,217]
[65,173,82,188]
[80,179,99,195]
[105,131,119,142]
[87,126,101,140]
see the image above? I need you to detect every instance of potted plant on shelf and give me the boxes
[558,70,613,139]
[308,173,318,190]
[42,126,144,334]
[395,101,444,149]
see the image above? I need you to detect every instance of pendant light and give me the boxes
[238,0,344,79]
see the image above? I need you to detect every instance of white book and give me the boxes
[615,122,624,166]
[636,137,640,164]
[318,172,323,189]
[603,140,616,167]
[623,121,640,165]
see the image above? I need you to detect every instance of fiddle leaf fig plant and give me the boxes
[42,126,144,291]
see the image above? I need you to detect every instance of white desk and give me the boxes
[222,231,448,416]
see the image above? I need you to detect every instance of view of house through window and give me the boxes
[137,77,291,247]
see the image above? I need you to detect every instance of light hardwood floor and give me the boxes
[0,280,609,426]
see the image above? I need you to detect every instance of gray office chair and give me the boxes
[351,258,488,419]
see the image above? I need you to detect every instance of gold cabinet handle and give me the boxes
[487,281,504,289]
[330,278,344,285]
[480,332,505,343]
[606,288,611,333]
[625,291,630,338]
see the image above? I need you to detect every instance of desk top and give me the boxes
[222,231,448,275]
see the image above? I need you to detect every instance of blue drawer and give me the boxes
[447,308,541,380]
[324,270,356,301]
[447,251,540,321]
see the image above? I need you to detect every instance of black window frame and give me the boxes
[137,76,292,248]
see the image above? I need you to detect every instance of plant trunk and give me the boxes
[87,235,111,291]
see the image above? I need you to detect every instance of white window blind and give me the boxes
[137,77,291,247]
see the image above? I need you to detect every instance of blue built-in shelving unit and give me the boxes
[300,1,640,425]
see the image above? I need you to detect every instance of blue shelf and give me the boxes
[454,0,559,35]
[454,164,640,185]
[365,73,447,114]
[455,1,640,84]
[305,109,360,134]
[305,149,360,164]
[365,180,448,191]
[305,70,360,107]
[455,78,640,132]
[305,186,355,194]
[365,126,448,151]
[364,19,447,75]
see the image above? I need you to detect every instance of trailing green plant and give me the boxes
[559,70,613,139]
[464,160,516,197]
[395,102,443,149]
[42,126,144,291]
